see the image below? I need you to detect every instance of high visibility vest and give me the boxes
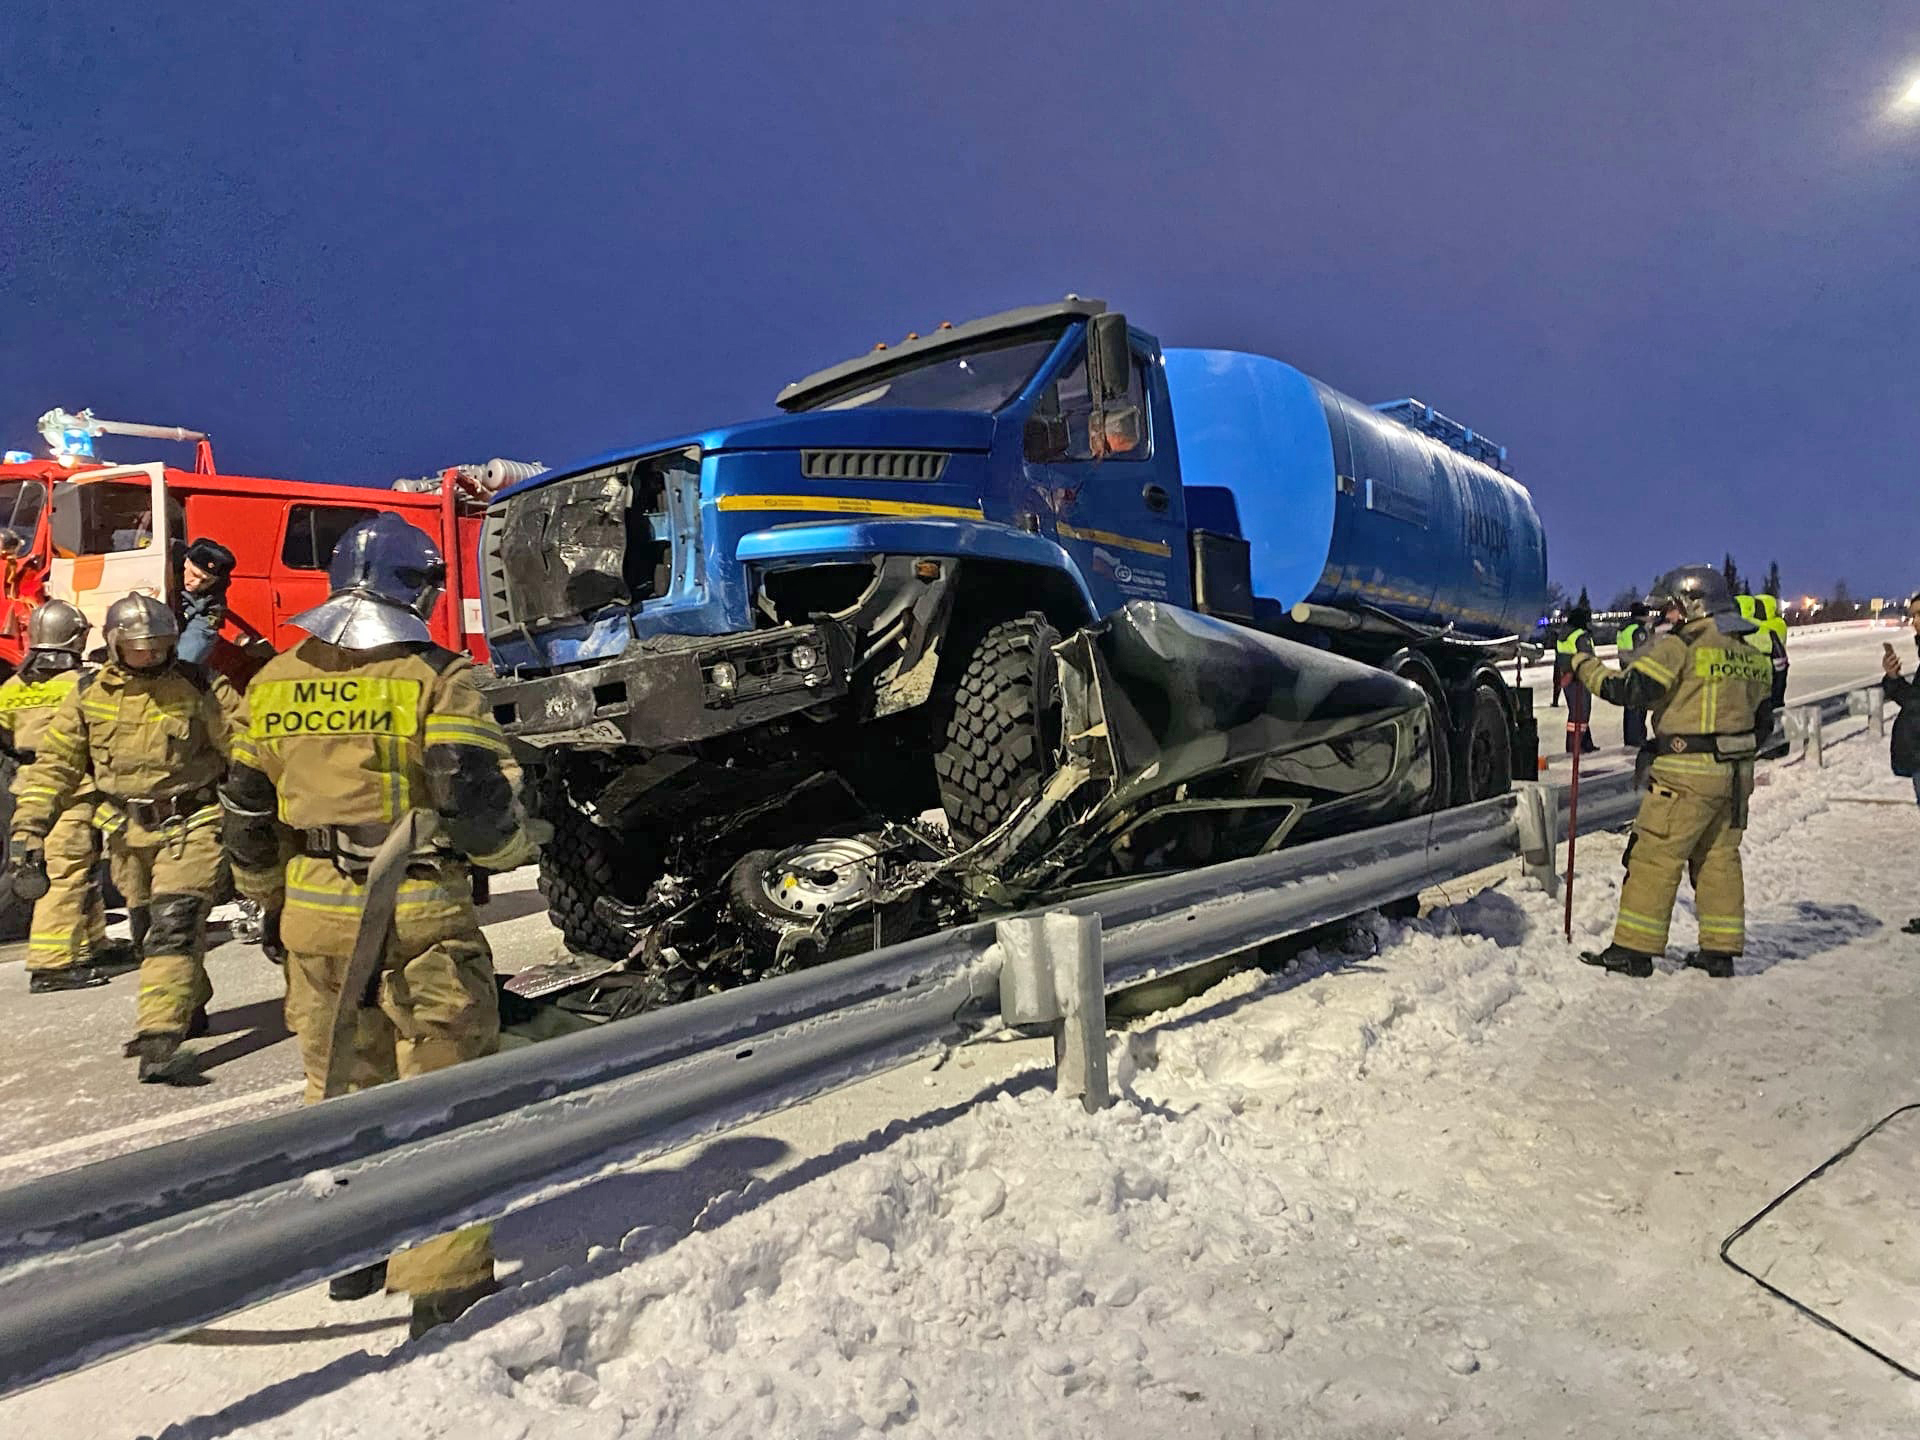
[1733,596,1772,654]
[1554,628,1587,656]
[1616,622,1642,652]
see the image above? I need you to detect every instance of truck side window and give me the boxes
[1043,345,1150,462]
[0,481,43,554]
[282,504,381,570]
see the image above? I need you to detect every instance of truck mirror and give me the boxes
[1101,405,1143,456]
[1023,413,1069,462]
[1087,313,1132,406]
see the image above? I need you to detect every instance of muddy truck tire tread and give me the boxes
[537,805,630,961]
[933,613,1060,844]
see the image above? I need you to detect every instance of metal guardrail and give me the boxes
[0,770,1643,1396]
[1780,676,1884,767]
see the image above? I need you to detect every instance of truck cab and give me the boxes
[480,298,1547,984]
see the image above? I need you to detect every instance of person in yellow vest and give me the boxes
[1613,601,1653,748]
[8,594,244,1079]
[1553,605,1600,753]
[222,515,537,1337]
[1566,565,1774,978]
[1736,594,1790,757]
[0,601,136,992]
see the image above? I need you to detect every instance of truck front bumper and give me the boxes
[479,622,851,750]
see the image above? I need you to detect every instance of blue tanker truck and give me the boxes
[478,298,1548,1016]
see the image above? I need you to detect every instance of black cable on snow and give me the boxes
[1719,1102,1920,1382]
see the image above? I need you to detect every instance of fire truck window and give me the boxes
[58,484,166,553]
[0,482,44,553]
[282,505,381,570]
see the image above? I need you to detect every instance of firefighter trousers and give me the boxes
[26,798,107,973]
[105,807,221,1036]
[280,853,499,1297]
[1613,759,1750,957]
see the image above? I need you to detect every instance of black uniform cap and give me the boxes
[185,538,237,578]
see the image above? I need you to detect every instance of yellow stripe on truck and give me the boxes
[716,494,985,520]
[1056,522,1173,558]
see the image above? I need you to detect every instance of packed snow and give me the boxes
[0,629,1907,1439]
[59,709,1905,1440]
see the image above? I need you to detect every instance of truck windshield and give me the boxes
[793,333,1061,413]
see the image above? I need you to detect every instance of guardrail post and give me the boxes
[1867,685,1885,738]
[1513,781,1560,897]
[1805,704,1824,767]
[997,910,1110,1112]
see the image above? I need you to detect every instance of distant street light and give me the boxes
[1897,74,1920,110]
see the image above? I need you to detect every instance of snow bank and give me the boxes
[173,727,1920,1439]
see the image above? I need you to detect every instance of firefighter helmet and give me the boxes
[25,599,90,657]
[289,513,446,649]
[1647,565,1745,627]
[103,592,179,670]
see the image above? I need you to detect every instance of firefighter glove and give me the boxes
[9,839,48,903]
[260,908,286,966]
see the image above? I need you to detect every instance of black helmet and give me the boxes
[1647,564,1739,625]
[289,514,446,649]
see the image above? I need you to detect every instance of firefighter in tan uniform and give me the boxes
[222,515,536,1337]
[0,601,132,991]
[9,594,243,1078]
[1568,565,1775,978]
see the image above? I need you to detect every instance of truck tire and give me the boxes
[537,803,649,962]
[934,613,1062,843]
[1462,686,1513,802]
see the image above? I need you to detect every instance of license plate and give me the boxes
[519,719,626,748]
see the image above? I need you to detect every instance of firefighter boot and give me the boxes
[87,937,142,977]
[1684,951,1736,979]
[1579,944,1656,978]
[29,965,111,993]
[328,1260,388,1302]
[131,1033,196,1084]
[409,1276,500,1340]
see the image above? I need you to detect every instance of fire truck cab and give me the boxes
[0,454,491,681]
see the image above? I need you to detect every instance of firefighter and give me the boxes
[1736,594,1791,758]
[0,601,133,991]
[8,595,242,1079]
[1614,601,1653,749]
[222,514,536,1337]
[1553,605,1600,753]
[1568,565,1774,978]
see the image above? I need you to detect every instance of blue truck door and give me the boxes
[1026,338,1190,614]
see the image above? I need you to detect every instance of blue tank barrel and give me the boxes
[1164,349,1548,639]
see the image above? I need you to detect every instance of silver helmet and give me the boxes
[288,513,446,650]
[1647,564,1745,627]
[26,599,90,657]
[103,592,179,671]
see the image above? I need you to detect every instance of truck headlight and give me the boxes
[710,661,737,692]
[791,644,819,672]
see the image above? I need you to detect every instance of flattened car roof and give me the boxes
[774,296,1106,412]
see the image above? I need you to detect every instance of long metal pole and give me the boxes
[1562,719,1586,942]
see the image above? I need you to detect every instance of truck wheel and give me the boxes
[1463,686,1513,802]
[0,755,23,942]
[934,613,1062,843]
[537,803,654,962]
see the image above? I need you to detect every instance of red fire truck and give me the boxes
[0,416,514,681]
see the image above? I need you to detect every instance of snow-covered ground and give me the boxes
[0,627,1907,1439]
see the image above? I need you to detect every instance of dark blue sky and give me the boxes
[5,1,1917,604]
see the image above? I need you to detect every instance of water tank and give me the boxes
[1164,349,1548,638]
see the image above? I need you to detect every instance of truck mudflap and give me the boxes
[480,622,852,749]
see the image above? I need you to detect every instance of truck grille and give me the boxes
[799,449,948,482]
